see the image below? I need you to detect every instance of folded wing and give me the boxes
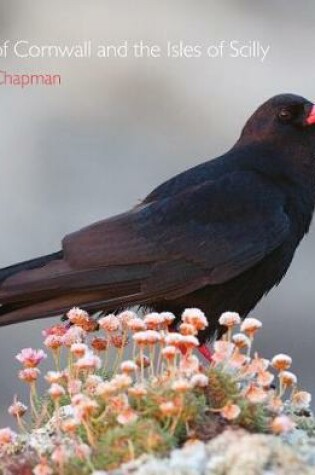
[0,170,290,324]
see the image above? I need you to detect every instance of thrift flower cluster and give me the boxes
[0,308,311,474]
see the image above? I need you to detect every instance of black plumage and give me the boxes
[1,93,315,342]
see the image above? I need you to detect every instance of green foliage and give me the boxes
[92,419,174,471]
[237,399,270,433]
[206,367,239,408]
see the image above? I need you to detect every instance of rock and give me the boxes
[109,428,315,475]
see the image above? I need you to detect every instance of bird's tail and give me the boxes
[0,251,64,285]
[0,249,151,326]
[0,251,66,322]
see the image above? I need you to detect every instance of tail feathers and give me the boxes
[0,251,63,285]
[0,251,151,326]
[0,250,67,323]
[0,288,145,326]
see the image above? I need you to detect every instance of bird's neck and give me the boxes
[232,142,315,238]
[233,140,315,189]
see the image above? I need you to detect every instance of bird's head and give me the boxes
[240,94,315,142]
[237,94,315,182]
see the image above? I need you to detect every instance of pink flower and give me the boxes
[219,312,241,327]
[67,307,90,326]
[172,378,192,392]
[292,391,312,409]
[133,330,161,345]
[244,383,267,404]
[144,312,164,329]
[117,408,138,425]
[271,415,295,434]
[232,333,251,349]
[62,326,86,347]
[191,373,209,388]
[19,367,40,383]
[179,323,198,336]
[48,383,66,400]
[70,343,88,358]
[118,310,137,328]
[279,371,297,387]
[268,396,284,414]
[44,335,63,350]
[111,374,133,390]
[246,354,269,374]
[45,371,65,384]
[159,401,177,416]
[97,381,118,398]
[98,314,120,332]
[16,348,47,367]
[42,325,67,337]
[228,350,248,369]
[75,352,101,371]
[180,335,199,349]
[165,333,184,347]
[62,418,80,433]
[127,317,147,332]
[257,370,274,387]
[120,360,138,373]
[220,403,241,420]
[91,337,108,352]
[271,354,292,372]
[8,399,27,418]
[162,345,178,360]
[51,446,68,465]
[160,312,176,326]
[240,317,262,336]
[111,334,129,349]
[0,427,17,446]
[128,385,148,398]
[179,354,200,375]
[72,395,98,420]
[181,308,208,330]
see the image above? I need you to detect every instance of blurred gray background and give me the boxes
[0,0,315,425]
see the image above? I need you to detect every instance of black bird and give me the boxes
[0,93,315,351]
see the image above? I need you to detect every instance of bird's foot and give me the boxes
[198,344,212,363]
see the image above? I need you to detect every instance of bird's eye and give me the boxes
[278,109,293,122]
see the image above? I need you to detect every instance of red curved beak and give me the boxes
[306,105,315,125]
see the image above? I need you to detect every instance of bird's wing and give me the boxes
[1,172,290,294]
[0,170,290,324]
[134,170,290,297]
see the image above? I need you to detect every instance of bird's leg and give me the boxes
[198,344,212,363]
